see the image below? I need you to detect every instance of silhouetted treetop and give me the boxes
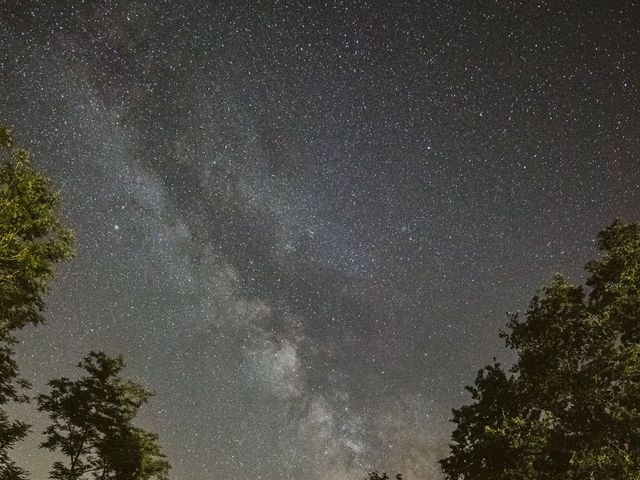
[440,219,640,479]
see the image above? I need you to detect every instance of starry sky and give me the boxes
[1,1,639,479]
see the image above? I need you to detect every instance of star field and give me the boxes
[1,2,640,479]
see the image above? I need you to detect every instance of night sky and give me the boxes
[1,1,640,479]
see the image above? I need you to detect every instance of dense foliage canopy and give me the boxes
[440,220,640,479]
[38,352,170,480]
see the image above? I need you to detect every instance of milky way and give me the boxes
[1,2,639,479]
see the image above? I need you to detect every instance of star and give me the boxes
[1,2,639,480]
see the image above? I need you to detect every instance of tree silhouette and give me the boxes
[440,219,640,479]
[38,352,170,480]
[0,125,73,479]
[366,472,403,480]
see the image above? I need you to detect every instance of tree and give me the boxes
[38,352,170,480]
[365,473,403,480]
[93,427,170,480]
[0,125,74,479]
[0,329,29,480]
[0,125,74,330]
[440,219,640,479]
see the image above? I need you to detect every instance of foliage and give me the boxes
[440,219,640,479]
[0,125,74,331]
[365,472,403,480]
[0,125,74,480]
[0,409,29,480]
[38,352,170,480]
[93,427,170,480]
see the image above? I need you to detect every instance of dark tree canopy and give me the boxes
[440,219,640,479]
[38,352,170,480]
[0,125,74,480]
[0,126,74,331]
[365,472,403,480]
